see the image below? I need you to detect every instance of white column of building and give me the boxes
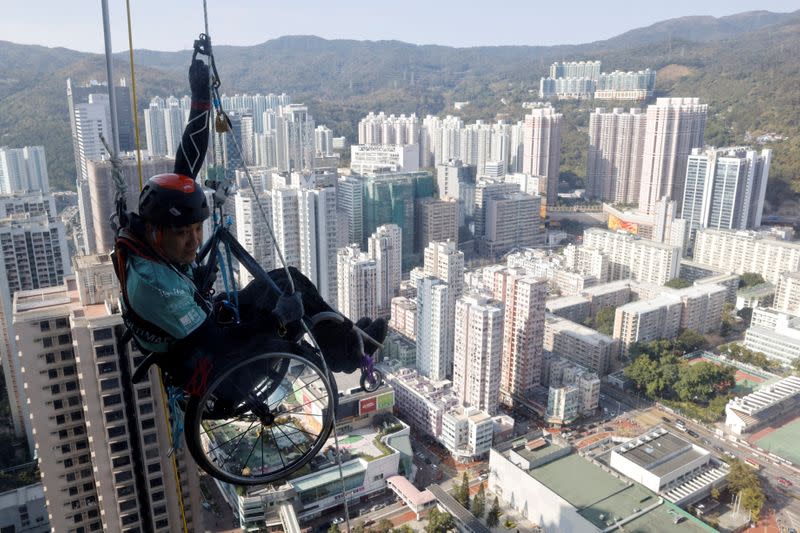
[368,224,402,317]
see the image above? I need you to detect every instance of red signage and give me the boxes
[359,397,377,415]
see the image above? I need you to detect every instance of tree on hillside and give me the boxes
[739,273,765,288]
[472,484,486,519]
[665,278,692,289]
[455,472,470,509]
[486,496,501,527]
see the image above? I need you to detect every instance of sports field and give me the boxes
[754,417,800,465]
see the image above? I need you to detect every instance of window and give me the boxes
[55,415,65,425]
[56,318,69,329]
[137,387,151,399]
[142,433,157,445]
[139,403,153,415]
[78,454,90,464]
[108,426,126,439]
[114,471,133,484]
[110,441,128,453]
[63,458,73,468]
[112,456,131,468]
[40,321,50,332]
[65,380,78,391]
[45,353,55,364]
[100,378,119,391]
[58,429,68,439]
[69,487,78,496]
[103,394,121,407]
[81,468,92,479]
[53,400,63,410]
[47,369,58,379]
[153,505,166,516]
[90,521,102,531]
[145,448,159,460]
[95,345,115,358]
[58,333,72,345]
[106,410,123,423]
[66,473,76,482]
[50,384,60,394]
[155,519,168,529]
[120,500,137,512]
[68,396,80,407]
[93,328,113,341]
[60,350,74,361]
[63,365,75,376]
[75,440,87,451]
[117,485,134,498]
[71,410,82,421]
[73,513,82,523]
[140,418,155,430]
[98,361,117,374]
[121,514,139,526]
[83,483,93,492]
[42,337,53,348]
[151,491,164,502]
[147,462,161,474]
[61,444,71,453]
[149,476,163,488]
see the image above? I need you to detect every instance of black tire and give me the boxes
[184,347,335,485]
[360,368,383,393]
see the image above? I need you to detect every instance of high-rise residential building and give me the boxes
[314,125,334,156]
[143,100,168,156]
[367,224,402,317]
[423,240,464,298]
[0,192,69,441]
[549,61,602,80]
[595,69,657,100]
[415,198,458,252]
[276,104,315,172]
[0,146,50,193]
[350,144,420,174]
[389,296,417,340]
[67,78,135,156]
[582,228,680,285]
[271,187,301,268]
[163,101,190,156]
[586,108,646,204]
[337,244,377,319]
[693,229,800,285]
[481,192,544,257]
[235,189,275,285]
[14,255,201,533]
[299,186,339,303]
[452,294,504,415]
[543,314,618,375]
[361,171,434,268]
[474,179,519,239]
[240,113,255,166]
[775,271,800,316]
[357,112,420,146]
[613,295,683,355]
[86,155,174,254]
[422,115,465,167]
[638,98,707,215]
[415,276,452,380]
[682,147,771,245]
[435,159,476,227]
[337,176,364,246]
[522,105,562,204]
[495,269,548,406]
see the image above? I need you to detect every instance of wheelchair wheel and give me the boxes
[359,368,383,393]
[184,349,335,485]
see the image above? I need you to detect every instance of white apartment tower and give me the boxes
[415,277,452,381]
[13,255,201,533]
[495,269,548,406]
[682,147,771,241]
[452,294,504,415]
[336,244,378,320]
[299,186,339,303]
[582,228,680,285]
[143,100,168,156]
[235,189,275,285]
[613,296,683,355]
[775,272,800,316]
[522,105,562,205]
[0,146,50,194]
[423,240,465,298]
[586,108,646,204]
[0,192,70,440]
[638,98,707,215]
[367,224,402,317]
[270,187,302,268]
[693,229,800,284]
[337,176,364,246]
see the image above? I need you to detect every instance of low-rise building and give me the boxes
[724,375,800,435]
[385,368,459,438]
[613,295,683,354]
[736,282,775,311]
[389,296,417,340]
[542,356,600,425]
[489,434,710,533]
[609,428,728,506]
[441,406,494,462]
[743,308,800,366]
[0,483,48,532]
[774,271,800,315]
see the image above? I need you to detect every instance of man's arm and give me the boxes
[174,60,211,179]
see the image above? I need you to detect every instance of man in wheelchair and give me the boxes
[113,57,387,395]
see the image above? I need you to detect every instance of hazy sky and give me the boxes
[3,1,799,53]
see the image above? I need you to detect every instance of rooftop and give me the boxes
[727,375,800,415]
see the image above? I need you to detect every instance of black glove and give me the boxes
[270,290,304,328]
[189,59,211,102]
[193,261,219,292]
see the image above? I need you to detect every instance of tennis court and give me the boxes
[754,417,800,465]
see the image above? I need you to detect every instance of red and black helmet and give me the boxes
[138,173,210,227]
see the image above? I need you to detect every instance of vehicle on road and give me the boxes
[332,517,344,524]
[661,416,671,423]
[745,457,761,470]
[687,429,699,438]
[724,451,736,459]
[777,477,793,487]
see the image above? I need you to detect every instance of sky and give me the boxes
[3,0,799,53]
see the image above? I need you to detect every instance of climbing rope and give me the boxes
[125,0,144,190]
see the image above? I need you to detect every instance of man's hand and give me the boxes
[189,59,211,101]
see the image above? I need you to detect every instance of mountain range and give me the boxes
[1,9,799,213]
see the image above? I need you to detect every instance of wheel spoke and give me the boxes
[269,372,322,410]
[274,423,309,462]
[207,420,256,456]
[218,421,257,470]
[202,415,254,435]
[280,423,321,440]
[269,426,286,470]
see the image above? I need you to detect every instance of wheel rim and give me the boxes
[186,351,334,485]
